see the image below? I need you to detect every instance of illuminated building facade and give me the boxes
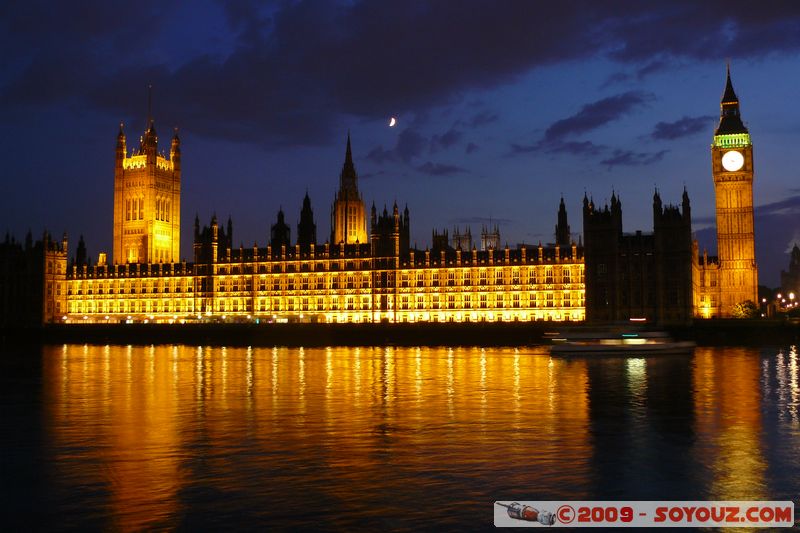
[54,131,585,324]
[113,116,181,265]
[693,68,759,318]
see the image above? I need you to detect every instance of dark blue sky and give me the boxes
[2,1,799,285]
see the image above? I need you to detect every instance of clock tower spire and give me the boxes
[709,65,758,315]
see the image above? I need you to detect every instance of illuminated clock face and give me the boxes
[721,150,744,171]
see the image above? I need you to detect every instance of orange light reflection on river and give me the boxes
[43,345,592,529]
[39,344,799,530]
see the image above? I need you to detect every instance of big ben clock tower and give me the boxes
[711,66,758,314]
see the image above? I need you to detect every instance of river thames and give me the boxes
[2,344,799,530]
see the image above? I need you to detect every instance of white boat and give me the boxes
[549,329,695,356]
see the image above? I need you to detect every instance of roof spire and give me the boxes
[715,63,748,136]
[338,131,358,194]
[721,63,738,105]
[345,130,353,167]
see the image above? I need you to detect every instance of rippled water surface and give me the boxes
[2,345,799,530]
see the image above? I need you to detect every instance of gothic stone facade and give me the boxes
[54,131,585,324]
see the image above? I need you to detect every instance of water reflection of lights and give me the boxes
[626,357,646,395]
[271,347,278,399]
[324,347,332,399]
[694,348,767,501]
[776,349,788,420]
[790,346,799,389]
[148,344,156,385]
[299,347,306,403]
[548,355,556,411]
[513,349,520,404]
[172,345,179,389]
[354,347,361,398]
[480,348,488,416]
[221,346,228,396]
[789,346,798,423]
[195,346,203,403]
[43,345,594,529]
[447,348,455,417]
[246,346,254,398]
[384,347,395,405]
[104,344,110,383]
[415,347,422,398]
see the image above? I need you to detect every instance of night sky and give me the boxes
[2,1,799,285]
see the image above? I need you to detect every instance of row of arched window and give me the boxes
[124,196,172,222]
[156,196,171,222]
[125,197,144,221]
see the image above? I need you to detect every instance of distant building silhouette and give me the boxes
[371,203,410,258]
[270,209,291,250]
[297,193,317,249]
[0,232,67,326]
[451,226,473,251]
[781,244,800,297]
[555,197,571,246]
[583,190,693,325]
[480,223,500,251]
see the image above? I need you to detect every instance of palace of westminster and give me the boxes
[2,70,759,326]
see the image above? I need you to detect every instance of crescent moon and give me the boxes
[389,117,397,127]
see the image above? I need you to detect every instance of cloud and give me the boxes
[395,129,428,162]
[635,58,672,79]
[465,142,479,154]
[509,139,606,157]
[416,162,467,176]
[755,195,800,217]
[4,2,800,146]
[607,4,800,63]
[430,128,463,151]
[544,91,654,142]
[466,111,498,128]
[510,90,661,167]
[544,140,607,156]
[603,59,676,87]
[601,148,668,168]
[602,71,631,88]
[359,170,386,180]
[509,143,539,155]
[366,145,396,164]
[651,115,714,140]
[368,127,465,165]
